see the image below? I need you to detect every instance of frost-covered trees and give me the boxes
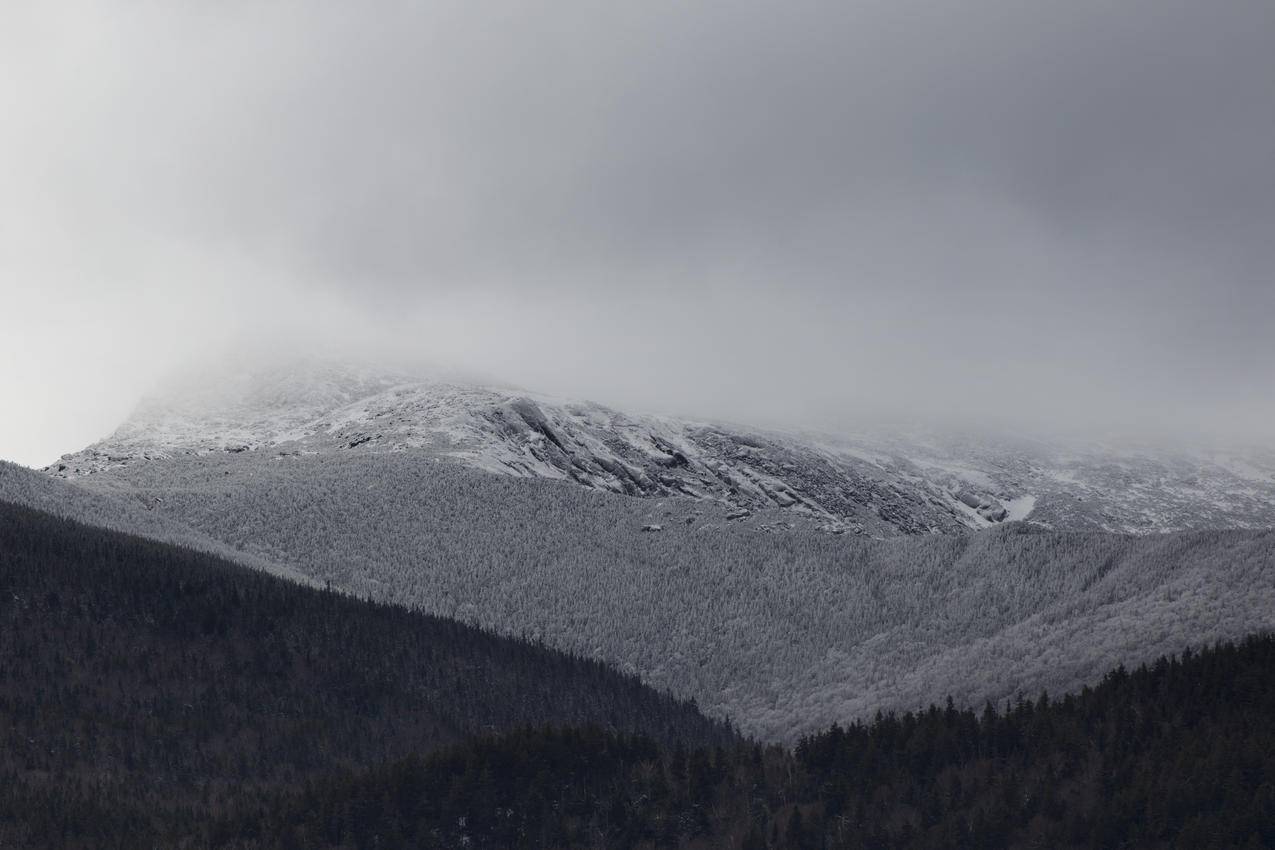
[59,452,1275,741]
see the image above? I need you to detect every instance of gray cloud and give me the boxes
[3,0,1274,465]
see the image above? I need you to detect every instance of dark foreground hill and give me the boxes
[228,635,1275,850]
[0,501,731,849]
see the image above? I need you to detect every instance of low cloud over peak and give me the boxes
[3,0,1273,466]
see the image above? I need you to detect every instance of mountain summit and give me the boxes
[48,358,1275,536]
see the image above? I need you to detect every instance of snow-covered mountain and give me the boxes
[26,358,1275,738]
[21,450,1275,740]
[47,358,1275,536]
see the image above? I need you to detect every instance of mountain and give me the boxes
[0,500,731,849]
[34,446,1275,741]
[47,358,1275,536]
[32,359,1275,739]
[10,356,1275,845]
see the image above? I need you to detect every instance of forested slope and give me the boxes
[0,460,306,582]
[71,452,1275,740]
[0,501,731,849]
[226,635,1275,849]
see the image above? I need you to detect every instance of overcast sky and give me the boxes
[3,1,1274,466]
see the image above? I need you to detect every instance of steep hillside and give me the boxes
[59,451,1275,741]
[0,460,306,583]
[47,359,1275,535]
[0,501,731,849]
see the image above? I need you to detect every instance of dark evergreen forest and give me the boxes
[229,635,1275,849]
[2,499,1272,848]
[0,501,730,848]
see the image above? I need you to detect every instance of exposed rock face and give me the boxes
[957,490,1009,522]
[48,359,1275,536]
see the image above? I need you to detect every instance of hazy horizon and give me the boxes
[4,1,1274,466]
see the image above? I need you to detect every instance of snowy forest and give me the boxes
[2,498,1271,848]
[51,452,1275,741]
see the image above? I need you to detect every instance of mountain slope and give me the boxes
[47,359,1275,536]
[0,459,308,583]
[52,450,1275,741]
[0,500,731,848]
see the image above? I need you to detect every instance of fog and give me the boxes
[3,1,1274,466]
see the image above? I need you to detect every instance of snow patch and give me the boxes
[1002,495,1037,522]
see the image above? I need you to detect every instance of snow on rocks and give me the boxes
[46,358,1275,537]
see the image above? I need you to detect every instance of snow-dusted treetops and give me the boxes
[6,357,1273,740]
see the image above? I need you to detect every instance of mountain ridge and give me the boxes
[47,358,1275,536]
